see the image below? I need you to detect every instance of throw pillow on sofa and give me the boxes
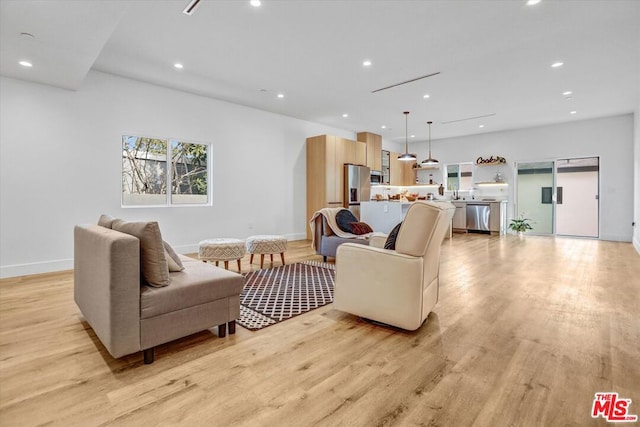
[163,241,185,272]
[335,209,359,233]
[111,219,170,287]
[384,222,402,250]
[350,222,374,235]
[97,214,115,228]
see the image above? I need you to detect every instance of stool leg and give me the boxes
[229,320,236,335]
[260,254,264,269]
[270,254,273,264]
[237,259,241,272]
[224,260,229,270]
[250,254,254,264]
[218,324,226,338]
[281,253,285,265]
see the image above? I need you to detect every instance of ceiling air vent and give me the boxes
[441,113,496,124]
[183,0,202,15]
[372,72,441,93]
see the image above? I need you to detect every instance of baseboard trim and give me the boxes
[285,232,308,241]
[598,234,633,242]
[634,235,640,255]
[0,258,73,279]
[1,234,312,279]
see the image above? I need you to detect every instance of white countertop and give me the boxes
[365,199,507,204]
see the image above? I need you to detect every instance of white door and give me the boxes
[555,157,599,237]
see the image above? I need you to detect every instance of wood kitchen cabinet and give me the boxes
[306,135,365,239]
[389,152,416,185]
[402,161,417,185]
[357,132,382,171]
[355,141,367,166]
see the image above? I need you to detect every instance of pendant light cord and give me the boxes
[405,111,409,153]
[428,121,432,157]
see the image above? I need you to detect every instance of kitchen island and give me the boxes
[361,199,507,236]
[361,200,454,237]
[361,201,411,234]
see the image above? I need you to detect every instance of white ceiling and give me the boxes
[1,0,639,142]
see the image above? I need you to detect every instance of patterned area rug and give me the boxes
[238,261,335,330]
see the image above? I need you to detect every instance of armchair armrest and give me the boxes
[334,243,425,330]
[369,232,387,249]
[74,225,141,358]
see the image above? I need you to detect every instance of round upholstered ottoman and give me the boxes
[245,235,287,269]
[198,238,246,272]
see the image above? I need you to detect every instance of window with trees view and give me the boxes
[122,135,209,206]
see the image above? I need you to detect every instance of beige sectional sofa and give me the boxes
[74,223,244,364]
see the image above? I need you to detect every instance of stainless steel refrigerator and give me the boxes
[344,164,371,220]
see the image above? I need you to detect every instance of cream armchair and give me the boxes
[334,201,455,330]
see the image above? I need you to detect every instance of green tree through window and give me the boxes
[122,135,209,206]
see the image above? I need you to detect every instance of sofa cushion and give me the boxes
[163,241,184,272]
[336,209,358,233]
[319,235,369,259]
[140,262,244,319]
[384,222,402,250]
[112,219,170,287]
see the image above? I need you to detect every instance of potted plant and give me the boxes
[509,215,533,236]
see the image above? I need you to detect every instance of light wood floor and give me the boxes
[1,235,639,426]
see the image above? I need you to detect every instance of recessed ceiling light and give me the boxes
[363,60,372,67]
[410,135,415,138]
[174,63,184,69]
[423,94,430,99]
[342,113,349,118]
[526,0,541,5]
[277,93,284,98]
[562,91,572,96]
[381,125,386,129]
[250,0,261,7]
[479,125,485,128]
[551,62,564,68]
[570,111,577,115]
[19,60,32,67]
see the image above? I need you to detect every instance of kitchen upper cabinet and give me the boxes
[389,152,403,185]
[357,132,382,171]
[402,161,417,185]
[390,152,416,185]
[355,141,367,166]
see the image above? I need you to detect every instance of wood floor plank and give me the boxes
[1,234,639,426]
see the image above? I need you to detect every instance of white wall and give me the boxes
[634,108,640,253]
[0,71,356,278]
[410,115,635,242]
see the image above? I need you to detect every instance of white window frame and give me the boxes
[121,134,212,208]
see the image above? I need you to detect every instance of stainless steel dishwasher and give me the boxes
[466,203,490,233]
